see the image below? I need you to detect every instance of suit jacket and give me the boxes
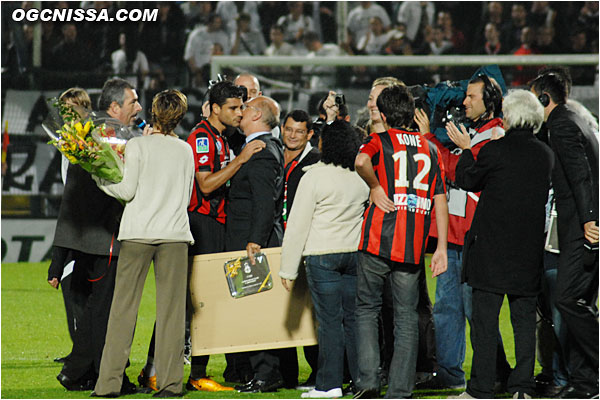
[225,133,284,251]
[53,163,123,256]
[457,128,554,296]
[285,144,321,214]
[547,104,599,235]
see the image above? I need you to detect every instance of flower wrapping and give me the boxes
[43,99,140,183]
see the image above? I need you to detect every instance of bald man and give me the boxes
[226,96,286,393]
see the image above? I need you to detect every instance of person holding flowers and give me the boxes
[92,89,195,398]
[53,78,141,394]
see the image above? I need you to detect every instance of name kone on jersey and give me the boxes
[396,133,422,147]
[393,193,432,214]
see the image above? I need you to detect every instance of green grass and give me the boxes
[1,261,538,398]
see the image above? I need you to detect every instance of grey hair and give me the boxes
[502,89,544,133]
[97,78,134,112]
[567,99,599,133]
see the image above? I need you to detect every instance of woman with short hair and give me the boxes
[92,89,195,398]
[280,120,369,399]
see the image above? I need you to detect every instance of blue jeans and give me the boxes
[305,252,358,391]
[433,247,510,386]
[356,252,419,399]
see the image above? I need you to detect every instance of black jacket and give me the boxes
[53,163,123,256]
[285,146,321,214]
[547,104,599,228]
[457,128,554,296]
[225,133,284,251]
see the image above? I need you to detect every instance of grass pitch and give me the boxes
[1,260,536,398]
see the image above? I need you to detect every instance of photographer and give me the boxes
[310,92,349,147]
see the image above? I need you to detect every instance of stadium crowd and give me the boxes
[45,58,598,399]
[2,1,599,91]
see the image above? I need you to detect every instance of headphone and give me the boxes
[535,72,560,107]
[476,73,502,119]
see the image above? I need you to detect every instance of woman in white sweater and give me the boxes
[92,90,195,397]
[280,120,369,399]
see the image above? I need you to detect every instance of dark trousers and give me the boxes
[468,289,537,398]
[555,224,599,392]
[61,251,117,381]
[381,264,437,376]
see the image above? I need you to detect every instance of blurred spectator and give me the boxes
[111,31,150,90]
[50,23,93,71]
[473,2,505,53]
[478,23,504,55]
[511,26,539,87]
[277,2,315,54]
[180,1,213,30]
[568,30,596,85]
[577,1,599,42]
[356,16,390,55]
[79,1,119,68]
[139,2,186,87]
[396,1,435,45]
[528,2,556,28]
[501,3,528,52]
[535,26,561,54]
[347,2,391,50]
[428,25,454,55]
[41,21,61,68]
[264,25,296,79]
[215,1,261,37]
[265,25,295,57]
[184,13,230,87]
[302,31,344,89]
[258,1,289,45]
[436,11,466,53]
[231,12,266,56]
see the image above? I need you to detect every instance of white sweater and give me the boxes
[280,162,370,280]
[95,134,195,244]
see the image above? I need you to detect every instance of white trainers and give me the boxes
[447,392,475,399]
[301,388,343,398]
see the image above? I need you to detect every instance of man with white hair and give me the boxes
[446,89,554,399]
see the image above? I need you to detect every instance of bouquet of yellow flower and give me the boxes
[43,99,136,183]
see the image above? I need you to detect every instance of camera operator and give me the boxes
[414,74,513,391]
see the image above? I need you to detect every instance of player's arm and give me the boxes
[430,193,448,277]
[355,152,395,213]
[196,140,265,196]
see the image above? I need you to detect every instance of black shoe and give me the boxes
[343,381,358,396]
[554,384,599,399]
[235,378,283,393]
[353,388,380,399]
[57,373,95,391]
[120,374,138,395]
[296,374,317,391]
[54,356,69,363]
[415,375,465,390]
[152,390,184,398]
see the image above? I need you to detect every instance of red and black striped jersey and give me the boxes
[359,128,446,264]
[186,119,230,224]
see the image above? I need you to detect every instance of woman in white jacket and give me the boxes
[280,120,369,399]
[92,90,195,397]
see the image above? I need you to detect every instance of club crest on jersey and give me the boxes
[196,137,209,153]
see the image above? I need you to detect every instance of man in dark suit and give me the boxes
[530,68,599,399]
[53,78,141,392]
[226,96,285,393]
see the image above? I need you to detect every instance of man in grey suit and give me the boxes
[53,78,141,392]
[226,96,286,393]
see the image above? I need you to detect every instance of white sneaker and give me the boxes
[447,392,475,399]
[301,388,343,398]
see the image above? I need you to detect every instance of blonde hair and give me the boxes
[372,77,405,88]
[59,87,91,121]
[151,90,188,135]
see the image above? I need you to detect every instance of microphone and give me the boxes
[134,118,147,130]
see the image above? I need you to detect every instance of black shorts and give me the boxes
[188,212,225,256]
